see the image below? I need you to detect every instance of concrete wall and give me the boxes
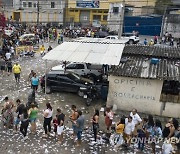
[3,0,65,23]
[107,3,122,32]
[107,75,180,118]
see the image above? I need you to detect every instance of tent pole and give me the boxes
[45,59,47,99]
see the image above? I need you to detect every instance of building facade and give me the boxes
[107,45,180,118]
[3,0,65,24]
[65,0,156,26]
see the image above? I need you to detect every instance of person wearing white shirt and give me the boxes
[43,103,53,138]
[130,109,142,136]
[130,109,142,126]
[124,116,135,146]
[5,52,11,60]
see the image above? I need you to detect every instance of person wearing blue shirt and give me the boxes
[31,73,39,91]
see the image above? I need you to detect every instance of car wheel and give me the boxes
[45,87,51,94]
[129,40,134,45]
[77,90,84,97]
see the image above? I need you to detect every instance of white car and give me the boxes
[122,33,139,44]
[105,33,139,44]
[104,35,118,40]
[19,33,35,41]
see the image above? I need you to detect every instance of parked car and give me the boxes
[40,70,93,94]
[104,33,139,44]
[122,33,139,44]
[94,31,109,38]
[19,33,36,45]
[51,62,103,82]
[104,35,118,40]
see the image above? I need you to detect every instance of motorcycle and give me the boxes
[79,85,100,106]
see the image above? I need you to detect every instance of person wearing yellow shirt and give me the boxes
[114,117,125,152]
[40,45,45,56]
[12,63,21,82]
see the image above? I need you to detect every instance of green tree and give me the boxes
[154,0,172,15]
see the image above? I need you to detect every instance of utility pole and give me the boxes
[37,0,40,24]
[118,0,125,39]
[160,6,167,38]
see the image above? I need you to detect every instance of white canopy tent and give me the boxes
[42,38,126,95]
[43,38,126,65]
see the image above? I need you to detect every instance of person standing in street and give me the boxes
[43,103,53,138]
[56,108,65,144]
[104,107,114,137]
[7,59,12,76]
[12,62,21,82]
[0,57,6,76]
[40,45,45,56]
[14,99,25,132]
[5,51,11,60]
[130,108,142,136]
[2,97,14,129]
[124,116,135,147]
[20,107,29,141]
[74,110,84,147]
[91,109,99,142]
[114,117,125,152]
[31,73,39,91]
[28,103,38,134]
[69,105,79,137]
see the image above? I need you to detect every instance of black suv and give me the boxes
[41,71,93,94]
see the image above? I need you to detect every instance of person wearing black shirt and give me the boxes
[15,99,25,132]
[56,108,65,144]
[20,107,29,141]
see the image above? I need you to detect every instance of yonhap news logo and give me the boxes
[128,137,180,144]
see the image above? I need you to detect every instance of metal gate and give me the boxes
[80,11,90,26]
[124,15,163,36]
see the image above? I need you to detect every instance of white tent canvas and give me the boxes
[43,40,125,65]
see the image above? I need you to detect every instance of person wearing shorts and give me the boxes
[28,104,38,134]
[74,110,84,147]
[13,63,21,82]
[31,73,39,91]
[56,109,65,144]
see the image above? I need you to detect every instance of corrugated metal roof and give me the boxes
[43,40,125,65]
[123,45,180,59]
[110,56,180,81]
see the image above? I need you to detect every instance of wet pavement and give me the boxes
[0,40,178,154]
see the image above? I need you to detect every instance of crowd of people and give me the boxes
[1,94,179,153]
[0,23,180,154]
[144,32,180,47]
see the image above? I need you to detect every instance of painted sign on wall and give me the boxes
[108,76,163,103]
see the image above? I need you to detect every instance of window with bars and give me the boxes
[51,2,55,8]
